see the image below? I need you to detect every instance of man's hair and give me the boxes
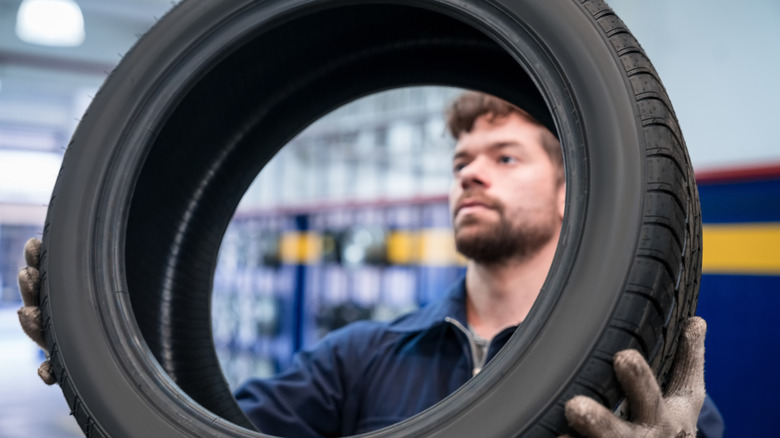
[445,91,564,183]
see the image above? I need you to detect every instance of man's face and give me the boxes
[449,113,565,264]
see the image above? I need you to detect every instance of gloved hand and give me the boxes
[563,316,707,438]
[17,237,56,385]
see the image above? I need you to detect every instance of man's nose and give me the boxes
[458,158,490,188]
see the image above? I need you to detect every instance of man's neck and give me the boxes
[464,238,558,341]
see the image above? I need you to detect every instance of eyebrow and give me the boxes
[452,141,525,161]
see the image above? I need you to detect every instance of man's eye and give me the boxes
[453,162,467,173]
[498,156,518,164]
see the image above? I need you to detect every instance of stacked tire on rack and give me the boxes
[37,0,701,436]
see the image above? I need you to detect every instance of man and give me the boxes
[18,91,722,437]
[447,91,565,343]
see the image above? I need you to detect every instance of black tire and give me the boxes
[38,0,701,436]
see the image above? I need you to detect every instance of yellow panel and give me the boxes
[280,232,299,264]
[280,232,322,264]
[300,232,323,264]
[418,229,461,266]
[386,231,420,265]
[702,223,780,275]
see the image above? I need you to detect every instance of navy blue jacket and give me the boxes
[234,280,724,437]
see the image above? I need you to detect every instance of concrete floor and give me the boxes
[0,306,82,438]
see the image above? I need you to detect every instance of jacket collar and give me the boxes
[386,276,468,333]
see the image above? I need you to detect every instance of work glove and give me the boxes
[563,316,707,438]
[17,237,56,385]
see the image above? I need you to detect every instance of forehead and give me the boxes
[454,113,544,155]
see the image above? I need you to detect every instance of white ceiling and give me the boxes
[0,0,173,153]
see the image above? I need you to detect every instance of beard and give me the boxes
[453,203,557,264]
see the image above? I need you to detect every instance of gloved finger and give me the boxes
[665,316,707,400]
[564,395,633,438]
[18,266,40,307]
[38,360,56,385]
[24,237,42,268]
[18,306,47,350]
[612,349,663,425]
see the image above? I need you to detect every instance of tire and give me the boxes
[38,0,701,436]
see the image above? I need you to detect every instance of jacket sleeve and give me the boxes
[233,328,357,438]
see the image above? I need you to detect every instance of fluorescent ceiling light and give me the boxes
[15,0,85,47]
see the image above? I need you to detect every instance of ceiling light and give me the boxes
[15,0,85,47]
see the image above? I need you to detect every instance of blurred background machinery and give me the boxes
[210,86,467,386]
[0,1,779,437]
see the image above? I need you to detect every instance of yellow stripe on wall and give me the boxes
[277,224,780,273]
[702,223,780,275]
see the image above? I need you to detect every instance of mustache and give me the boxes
[453,192,503,216]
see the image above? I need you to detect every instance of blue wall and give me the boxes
[695,168,780,436]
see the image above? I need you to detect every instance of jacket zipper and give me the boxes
[445,317,490,376]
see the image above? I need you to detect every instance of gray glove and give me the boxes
[17,237,56,385]
[563,316,707,438]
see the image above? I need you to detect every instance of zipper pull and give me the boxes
[445,317,489,376]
